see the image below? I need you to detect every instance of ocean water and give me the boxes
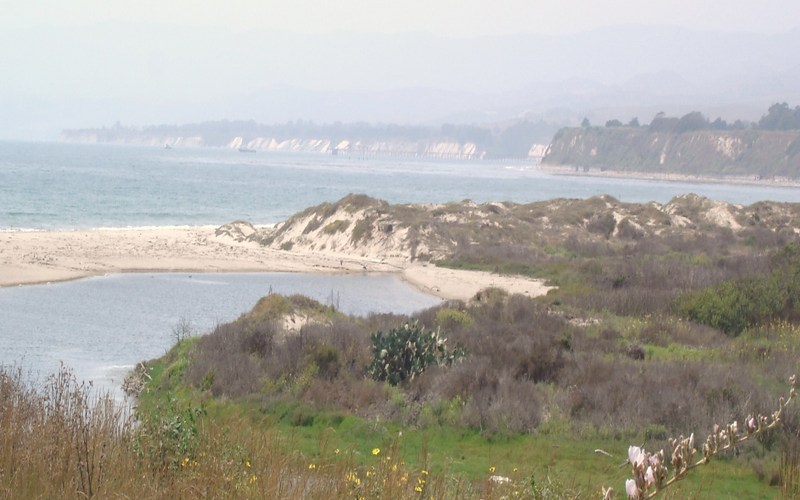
[1,141,799,394]
[1,141,798,230]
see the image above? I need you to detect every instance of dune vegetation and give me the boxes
[4,195,800,498]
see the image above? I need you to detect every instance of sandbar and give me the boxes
[0,227,552,302]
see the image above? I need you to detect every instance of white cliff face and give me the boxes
[528,144,548,158]
[61,131,549,160]
[60,132,207,148]
[228,137,487,158]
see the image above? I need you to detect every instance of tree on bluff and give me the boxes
[758,102,800,130]
[674,111,709,133]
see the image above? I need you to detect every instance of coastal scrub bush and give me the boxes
[434,307,473,330]
[367,322,465,386]
[678,280,755,336]
[350,217,375,244]
[322,219,351,235]
[679,243,800,335]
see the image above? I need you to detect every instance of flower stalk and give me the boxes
[606,375,796,500]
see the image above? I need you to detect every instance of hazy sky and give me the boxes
[2,0,800,140]
[4,0,800,36]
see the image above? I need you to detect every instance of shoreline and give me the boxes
[536,164,800,189]
[0,227,552,302]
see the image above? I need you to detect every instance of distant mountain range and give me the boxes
[5,23,800,139]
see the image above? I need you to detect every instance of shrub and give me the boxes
[322,219,351,235]
[350,217,375,244]
[434,307,473,330]
[678,263,795,336]
[308,343,341,380]
[367,322,465,386]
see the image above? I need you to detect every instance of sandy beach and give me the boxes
[0,227,552,302]
[537,164,800,188]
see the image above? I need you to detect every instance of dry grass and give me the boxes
[4,365,543,498]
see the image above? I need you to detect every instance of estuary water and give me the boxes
[1,141,798,395]
[0,272,440,398]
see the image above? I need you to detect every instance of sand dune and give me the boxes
[0,227,552,302]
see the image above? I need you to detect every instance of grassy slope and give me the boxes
[137,338,779,498]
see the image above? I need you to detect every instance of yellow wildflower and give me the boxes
[308,463,316,470]
[489,466,496,474]
[372,447,381,456]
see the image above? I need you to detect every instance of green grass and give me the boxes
[644,343,712,362]
[135,348,778,498]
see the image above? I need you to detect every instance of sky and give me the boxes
[2,1,800,140]
[4,0,800,36]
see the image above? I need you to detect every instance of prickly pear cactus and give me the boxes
[368,321,465,385]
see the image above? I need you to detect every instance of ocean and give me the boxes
[1,141,798,395]
[2,141,798,231]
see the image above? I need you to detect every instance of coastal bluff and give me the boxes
[543,127,800,179]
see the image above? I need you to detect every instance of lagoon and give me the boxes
[0,272,441,398]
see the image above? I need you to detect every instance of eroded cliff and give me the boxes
[543,127,800,178]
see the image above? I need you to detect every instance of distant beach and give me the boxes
[538,164,800,189]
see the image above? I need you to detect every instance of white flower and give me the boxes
[746,416,757,433]
[648,450,662,468]
[628,446,645,467]
[645,466,655,488]
[626,478,640,499]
